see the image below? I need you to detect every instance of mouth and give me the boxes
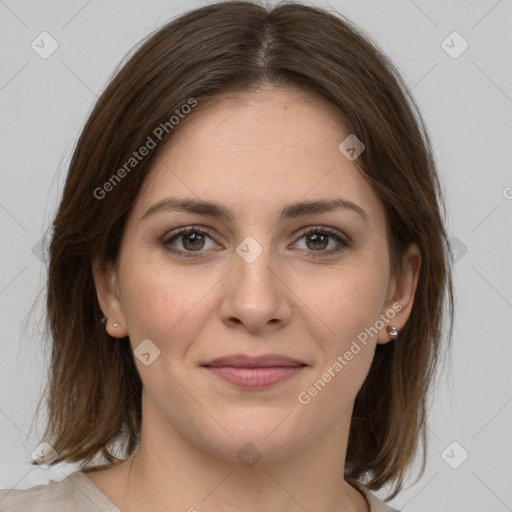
[201,354,307,389]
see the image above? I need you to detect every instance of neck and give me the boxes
[102,405,369,512]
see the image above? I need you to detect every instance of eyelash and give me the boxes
[161,225,350,260]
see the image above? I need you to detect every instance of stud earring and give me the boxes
[101,317,118,328]
[387,325,398,340]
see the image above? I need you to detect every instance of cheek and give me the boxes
[297,272,383,414]
[301,263,387,345]
[118,255,221,356]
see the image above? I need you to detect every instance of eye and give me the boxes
[161,225,349,259]
[162,226,220,258]
[292,227,349,258]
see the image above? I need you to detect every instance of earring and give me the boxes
[101,317,118,328]
[387,325,398,340]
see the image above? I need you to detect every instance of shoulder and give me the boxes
[0,471,119,512]
[353,481,402,512]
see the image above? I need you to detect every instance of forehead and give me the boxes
[133,86,384,225]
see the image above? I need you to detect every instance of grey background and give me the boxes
[0,0,511,510]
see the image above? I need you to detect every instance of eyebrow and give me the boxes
[141,196,368,224]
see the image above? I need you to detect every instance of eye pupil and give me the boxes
[165,227,345,258]
[183,232,205,251]
[307,233,328,250]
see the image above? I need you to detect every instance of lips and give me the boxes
[201,354,306,368]
[201,354,307,389]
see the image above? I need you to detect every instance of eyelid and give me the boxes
[162,225,212,239]
[292,225,350,245]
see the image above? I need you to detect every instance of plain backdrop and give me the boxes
[0,1,511,511]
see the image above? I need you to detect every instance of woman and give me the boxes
[0,1,453,511]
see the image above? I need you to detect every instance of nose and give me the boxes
[218,241,293,334]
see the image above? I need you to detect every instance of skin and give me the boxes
[90,85,421,512]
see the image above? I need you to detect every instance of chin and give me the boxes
[193,411,311,465]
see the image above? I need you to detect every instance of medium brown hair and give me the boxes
[36,0,454,500]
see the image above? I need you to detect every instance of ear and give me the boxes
[91,255,128,338]
[376,242,422,345]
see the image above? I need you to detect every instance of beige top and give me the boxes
[0,471,400,511]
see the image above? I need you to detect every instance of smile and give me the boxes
[201,353,308,389]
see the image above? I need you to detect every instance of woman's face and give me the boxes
[95,86,420,464]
